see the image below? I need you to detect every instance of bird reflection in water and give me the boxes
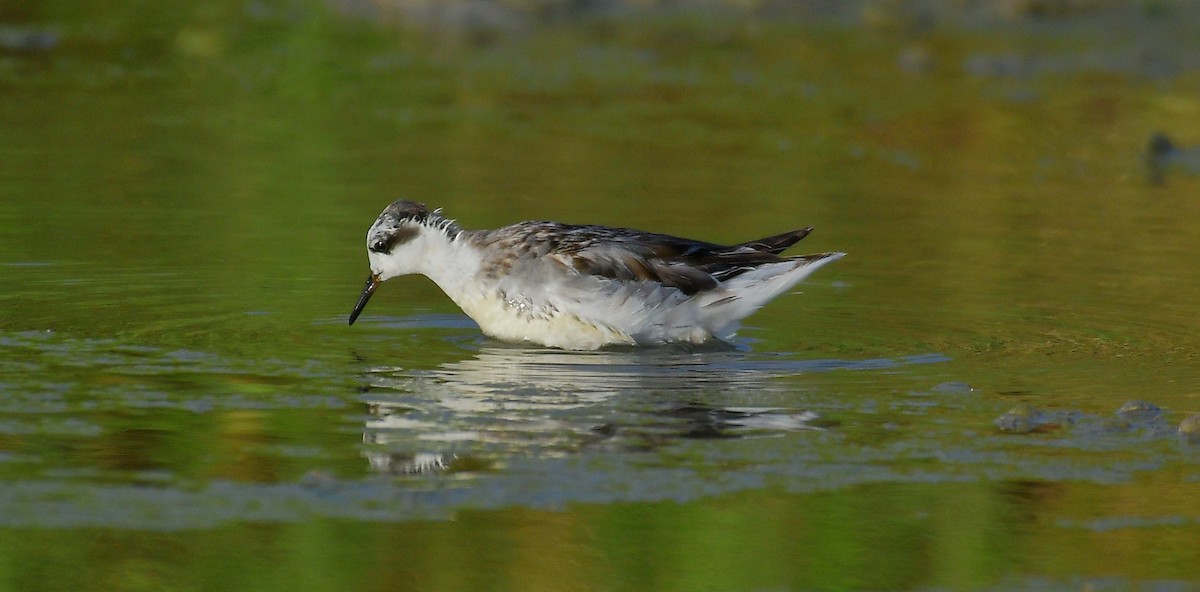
[358,345,836,475]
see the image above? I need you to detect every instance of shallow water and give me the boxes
[4,1,1200,590]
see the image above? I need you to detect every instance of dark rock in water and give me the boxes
[996,403,1049,434]
[1179,414,1200,443]
[1147,132,1174,158]
[1145,132,1200,185]
[1116,400,1163,423]
[932,381,975,394]
[1146,132,1172,185]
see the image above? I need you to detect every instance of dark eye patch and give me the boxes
[369,225,420,254]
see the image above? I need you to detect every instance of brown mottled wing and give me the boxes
[511,223,814,295]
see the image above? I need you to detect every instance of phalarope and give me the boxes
[349,199,844,350]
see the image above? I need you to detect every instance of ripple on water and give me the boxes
[0,330,352,413]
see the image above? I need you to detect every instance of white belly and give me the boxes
[456,291,639,350]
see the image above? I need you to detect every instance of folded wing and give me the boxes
[543,224,822,295]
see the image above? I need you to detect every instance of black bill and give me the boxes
[348,273,380,325]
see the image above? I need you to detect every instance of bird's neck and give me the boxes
[417,228,485,303]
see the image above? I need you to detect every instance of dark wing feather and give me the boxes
[553,227,724,294]
[480,222,815,295]
[730,227,813,255]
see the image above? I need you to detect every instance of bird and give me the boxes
[348,199,844,350]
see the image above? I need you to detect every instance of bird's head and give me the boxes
[349,199,460,325]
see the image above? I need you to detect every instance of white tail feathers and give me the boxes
[700,252,845,338]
